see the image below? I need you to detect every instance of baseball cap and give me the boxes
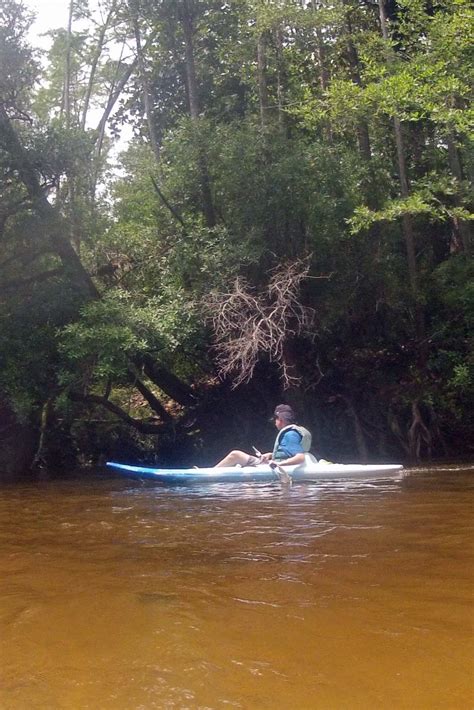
[272,404,296,421]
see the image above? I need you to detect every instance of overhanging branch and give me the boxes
[126,369,174,424]
[70,392,162,434]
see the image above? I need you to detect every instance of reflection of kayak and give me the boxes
[106,454,404,484]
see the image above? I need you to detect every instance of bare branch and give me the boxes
[150,175,187,231]
[203,257,317,388]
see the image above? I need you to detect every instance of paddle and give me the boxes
[252,445,263,460]
[253,446,292,485]
[270,461,293,486]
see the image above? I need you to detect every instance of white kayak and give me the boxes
[106,454,404,484]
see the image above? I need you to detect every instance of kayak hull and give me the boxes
[106,458,404,483]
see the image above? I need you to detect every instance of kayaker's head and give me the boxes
[272,404,296,428]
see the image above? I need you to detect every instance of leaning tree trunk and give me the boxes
[81,1,117,130]
[0,105,98,299]
[0,106,197,411]
[92,47,139,198]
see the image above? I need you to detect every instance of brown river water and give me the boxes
[0,466,473,709]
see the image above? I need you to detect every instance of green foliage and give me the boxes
[1,0,473,470]
[350,187,473,234]
[25,119,96,186]
[60,287,200,382]
[0,0,38,111]
[432,255,474,328]
[0,277,81,421]
[450,364,472,390]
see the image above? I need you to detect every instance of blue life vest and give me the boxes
[272,425,312,459]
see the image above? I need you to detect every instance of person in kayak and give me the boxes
[215,404,312,467]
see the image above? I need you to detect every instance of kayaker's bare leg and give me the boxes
[215,450,257,467]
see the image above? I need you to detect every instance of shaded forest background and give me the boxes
[0,0,472,479]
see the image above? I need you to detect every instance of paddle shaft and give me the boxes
[270,461,293,486]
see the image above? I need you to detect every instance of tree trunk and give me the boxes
[180,0,216,228]
[446,132,471,253]
[31,398,53,469]
[341,396,369,461]
[64,0,74,128]
[0,396,38,480]
[310,2,330,93]
[257,32,270,130]
[313,7,329,94]
[274,27,286,133]
[128,0,160,161]
[92,48,139,197]
[63,0,82,251]
[127,369,174,423]
[344,5,372,163]
[378,0,424,341]
[81,1,117,130]
[0,105,99,299]
[181,0,200,121]
[408,400,432,461]
[141,354,196,407]
[69,392,162,434]
[314,23,333,143]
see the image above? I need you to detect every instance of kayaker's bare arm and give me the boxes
[253,451,305,466]
[272,453,305,467]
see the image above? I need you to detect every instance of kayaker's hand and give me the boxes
[260,452,272,462]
